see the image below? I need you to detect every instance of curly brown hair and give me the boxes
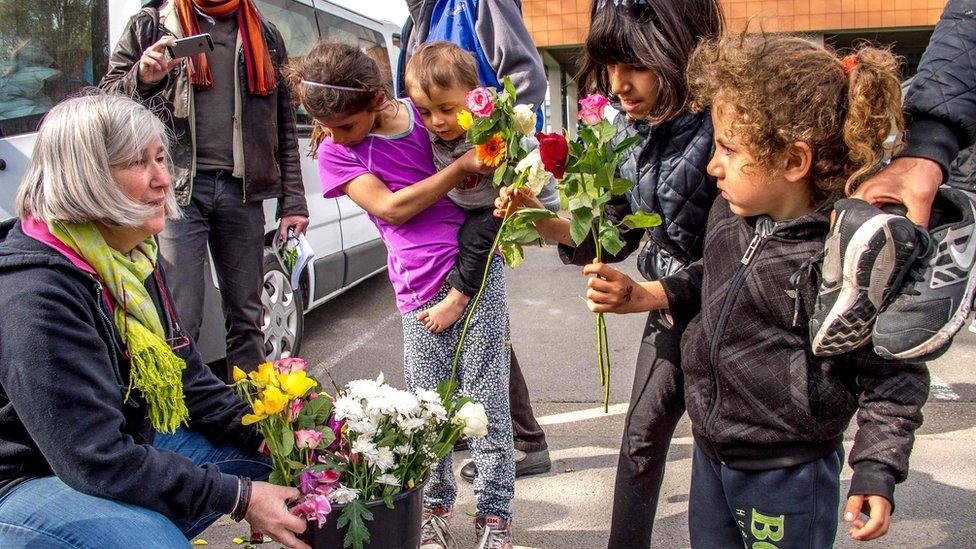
[686,33,904,201]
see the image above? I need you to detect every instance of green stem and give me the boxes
[449,174,527,383]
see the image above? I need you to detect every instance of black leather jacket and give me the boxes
[559,110,716,280]
[99,6,308,218]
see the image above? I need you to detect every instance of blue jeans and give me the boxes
[689,444,844,549]
[0,429,270,548]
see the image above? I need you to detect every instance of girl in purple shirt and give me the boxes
[290,41,517,545]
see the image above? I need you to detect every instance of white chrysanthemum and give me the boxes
[345,375,383,401]
[415,388,441,406]
[376,473,400,486]
[333,395,364,421]
[424,402,448,422]
[330,487,360,504]
[346,416,378,437]
[373,446,396,471]
[351,437,378,461]
[398,416,426,434]
[394,444,412,455]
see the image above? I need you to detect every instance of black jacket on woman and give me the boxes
[661,198,930,505]
[0,220,262,523]
[560,110,716,277]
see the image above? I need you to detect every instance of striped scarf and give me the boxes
[175,0,277,95]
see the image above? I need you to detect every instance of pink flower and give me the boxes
[287,399,304,422]
[465,88,494,117]
[578,94,609,126]
[291,494,332,527]
[299,469,341,495]
[273,357,308,374]
[295,429,324,449]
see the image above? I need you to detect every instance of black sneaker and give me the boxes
[874,187,976,361]
[809,198,923,356]
[460,448,551,483]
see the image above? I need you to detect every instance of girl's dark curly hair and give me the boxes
[687,33,904,201]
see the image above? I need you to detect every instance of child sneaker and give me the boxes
[874,186,976,361]
[474,515,513,549]
[809,198,923,356]
[422,507,457,549]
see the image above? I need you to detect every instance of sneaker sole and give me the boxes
[812,215,898,356]
[875,267,976,361]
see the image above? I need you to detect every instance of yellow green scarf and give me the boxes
[49,221,189,433]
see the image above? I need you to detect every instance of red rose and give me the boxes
[535,132,568,179]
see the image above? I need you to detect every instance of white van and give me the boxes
[0,0,395,364]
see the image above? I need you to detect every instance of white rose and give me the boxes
[514,149,552,195]
[456,401,489,438]
[513,104,537,136]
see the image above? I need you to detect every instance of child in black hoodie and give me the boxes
[581,35,930,547]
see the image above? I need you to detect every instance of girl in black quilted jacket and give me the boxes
[495,1,723,545]
[581,35,930,547]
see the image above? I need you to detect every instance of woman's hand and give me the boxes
[457,148,494,175]
[138,36,181,86]
[493,185,544,218]
[246,481,310,549]
[583,262,662,314]
[844,494,892,542]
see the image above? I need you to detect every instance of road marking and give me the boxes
[931,376,961,401]
[537,403,630,425]
[319,312,399,370]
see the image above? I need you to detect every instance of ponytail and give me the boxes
[842,46,905,196]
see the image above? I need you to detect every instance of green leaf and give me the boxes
[383,494,395,509]
[516,208,557,222]
[432,441,454,459]
[500,241,524,268]
[610,178,633,195]
[304,395,333,420]
[337,500,373,549]
[492,164,508,187]
[280,426,294,457]
[503,76,517,99]
[592,170,611,191]
[504,224,541,244]
[568,194,592,211]
[268,469,286,486]
[579,127,597,148]
[469,117,498,144]
[437,378,457,401]
[613,135,640,154]
[592,119,617,145]
[286,459,306,470]
[619,212,663,229]
[570,208,592,246]
[599,222,626,256]
[317,426,336,448]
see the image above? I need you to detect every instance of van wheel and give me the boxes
[261,252,304,360]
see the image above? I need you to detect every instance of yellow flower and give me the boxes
[277,370,317,399]
[407,478,415,489]
[248,362,275,388]
[241,399,267,425]
[260,386,289,415]
[232,366,247,383]
[476,133,506,168]
[456,109,473,131]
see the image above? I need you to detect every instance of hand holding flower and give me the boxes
[494,185,544,218]
[582,263,668,315]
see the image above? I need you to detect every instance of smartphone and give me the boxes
[166,33,214,59]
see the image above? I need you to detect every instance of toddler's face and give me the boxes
[410,83,470,142]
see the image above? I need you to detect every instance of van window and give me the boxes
[0,0,108,137]
[253,0,318,130]
[317,12,393,92]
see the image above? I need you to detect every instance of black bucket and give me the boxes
[299,482,425,549]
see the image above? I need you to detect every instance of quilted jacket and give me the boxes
[559,110,716,279]
[901,0,976,178]
[661,198,930,505]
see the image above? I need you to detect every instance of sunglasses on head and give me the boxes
[595,0,657,23]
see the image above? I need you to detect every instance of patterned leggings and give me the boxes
[402,258,514,519]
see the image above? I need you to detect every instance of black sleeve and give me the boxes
[899,0,976,176]
[270,28,309,219]
[0,272,240,523]
[99,10,169,99]
[846,349,930,510]
[557,194,645,267]
[659,260,704,323]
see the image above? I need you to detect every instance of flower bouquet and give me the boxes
[561,94,662,410]
[231,359,488,549]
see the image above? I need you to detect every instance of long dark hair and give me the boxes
[577,0,724,123]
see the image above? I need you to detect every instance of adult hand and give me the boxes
[582,262,647,314]
[138,36,181,86]
[853,156,943,226]
[843,494,892,542]
[493,185,544,218]
[245,481,309,549]
[457,148,494,175]
[278,215,310,240]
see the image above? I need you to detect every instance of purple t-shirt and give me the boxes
[318,100,465,314]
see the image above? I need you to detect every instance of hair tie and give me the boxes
[841,54,858,77]
[301,79,370,93]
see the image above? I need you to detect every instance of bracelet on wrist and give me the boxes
[231,477,252,522]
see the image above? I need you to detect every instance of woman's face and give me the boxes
[606,64,659,120]
[109,140,171,238]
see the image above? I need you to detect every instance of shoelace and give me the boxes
[900,232,937,298]
[476,522,510,549]
[422,513,453,548]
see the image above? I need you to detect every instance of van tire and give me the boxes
[261,251,304,360]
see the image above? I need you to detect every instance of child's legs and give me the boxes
[402,286,458,510]
[453,259,514,519]
[717,446,844,549]
[445,208,503,297]
[689,445,744,548]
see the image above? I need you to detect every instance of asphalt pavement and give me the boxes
[201,245,976,548]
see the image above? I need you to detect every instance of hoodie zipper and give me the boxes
[702,218,777,455]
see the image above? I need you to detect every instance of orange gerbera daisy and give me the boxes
[476,133,506,168]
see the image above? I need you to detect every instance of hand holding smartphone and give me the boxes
[165,33,214,59]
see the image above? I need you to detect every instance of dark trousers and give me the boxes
[608,310,687,548]
[446,207,502,297]
[689,445,843,549]
[158,169,267,371]
[510,347,547,452]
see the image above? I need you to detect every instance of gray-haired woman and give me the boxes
[0,94,310,549]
